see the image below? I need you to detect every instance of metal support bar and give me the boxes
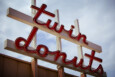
[31,58,38,77]
[31,0,38,77]
[74,19,86,77]
[55,10,65,77]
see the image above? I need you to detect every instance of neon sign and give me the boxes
[15,27,103,74]
[4,3,105,77]
[31,4,88,44]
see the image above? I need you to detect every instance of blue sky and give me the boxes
[0,0,115,77]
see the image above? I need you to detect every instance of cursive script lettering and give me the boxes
[31,4,88,44]
[15,27,103,74]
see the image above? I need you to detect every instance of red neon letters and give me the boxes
[14,4,103,75]
[15,27,103,75]
[31,4,88,44]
